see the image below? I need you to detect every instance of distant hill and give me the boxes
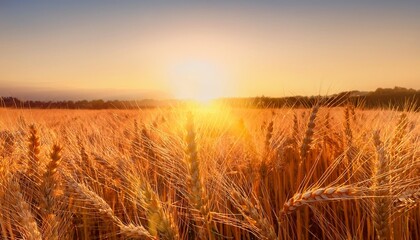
[1,87,419,110]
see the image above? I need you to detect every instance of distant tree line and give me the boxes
[0,98,175,109]
[1,87,419,110]
[218,87,419,111]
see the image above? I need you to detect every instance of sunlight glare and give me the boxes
[167,60,229,103]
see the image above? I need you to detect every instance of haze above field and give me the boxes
[1,1,420,101]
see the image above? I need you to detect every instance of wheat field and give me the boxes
[0,104,419,240]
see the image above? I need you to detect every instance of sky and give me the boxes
[0,0,419,100]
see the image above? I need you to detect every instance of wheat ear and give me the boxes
[282,186,358,215]
[39,144,62,240]
[300,104,319,161]
[394,188,420,211]
[26,125,41,178]
[9,179,42,240]
[185,112,216,239]
[231,190,277,240]
[140,181,179,240]
[372,131,391,240]
[66,178,154,239]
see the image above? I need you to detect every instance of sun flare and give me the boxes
[167,60,229,102]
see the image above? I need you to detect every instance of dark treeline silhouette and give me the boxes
[217,87,419,111]
[1,87,419,110]
[0,98,177,109]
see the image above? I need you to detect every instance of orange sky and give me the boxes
[0,1,419,100]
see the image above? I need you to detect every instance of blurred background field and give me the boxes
[0,105,418,239]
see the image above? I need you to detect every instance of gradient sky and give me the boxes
[1,1,419,100]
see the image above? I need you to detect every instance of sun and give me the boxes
[167,60,229,103]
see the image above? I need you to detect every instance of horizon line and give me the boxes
[1,86,418,102]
